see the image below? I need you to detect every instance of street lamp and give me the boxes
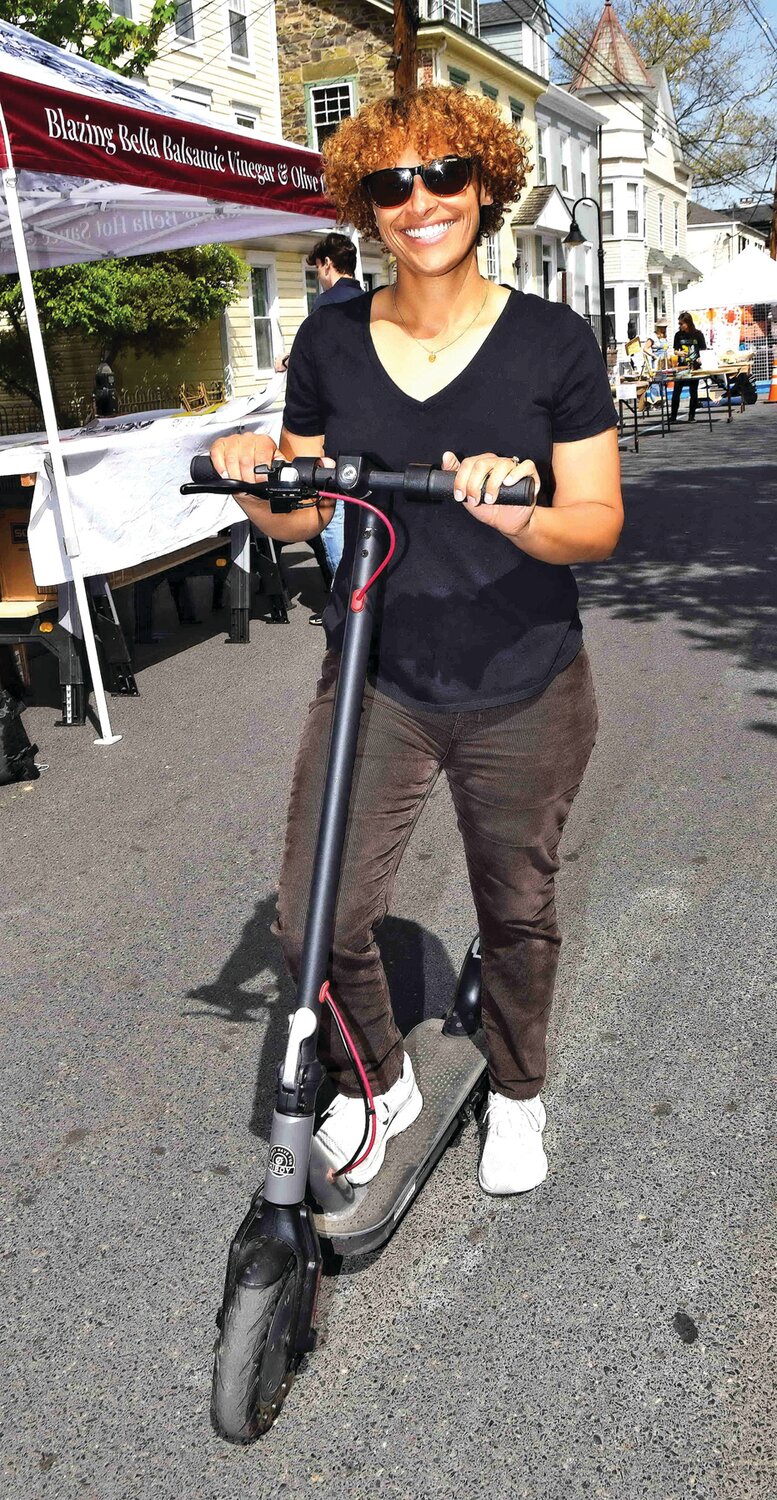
[564,196,608,363]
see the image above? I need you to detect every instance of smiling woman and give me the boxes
[210,85,623,1201]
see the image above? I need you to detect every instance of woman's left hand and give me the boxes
[441,450,540,541]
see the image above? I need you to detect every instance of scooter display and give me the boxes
[180,452,537,1442]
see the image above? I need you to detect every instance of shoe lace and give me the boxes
[485,1093,541,1136]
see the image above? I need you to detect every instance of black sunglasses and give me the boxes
[361,155,475,209]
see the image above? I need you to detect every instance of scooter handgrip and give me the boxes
[190,454,221,484]
[426,468,536,507]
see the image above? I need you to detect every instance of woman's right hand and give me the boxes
[209,431,279,498]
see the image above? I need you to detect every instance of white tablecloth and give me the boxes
[0,382,284,587]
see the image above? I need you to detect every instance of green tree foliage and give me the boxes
[553,0,777,193]
[0,0,178,75]
[0,246,246,418]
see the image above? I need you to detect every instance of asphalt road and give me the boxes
[2,402,775,1500]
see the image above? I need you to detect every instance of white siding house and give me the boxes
[569,0,698,345]
[481,4,602,324]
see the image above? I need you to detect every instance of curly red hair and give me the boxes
[322,87,530,243]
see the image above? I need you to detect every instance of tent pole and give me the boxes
[0,159,121,746]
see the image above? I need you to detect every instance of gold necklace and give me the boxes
[391,282,490,364]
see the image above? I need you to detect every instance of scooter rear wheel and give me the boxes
[211,1253,298,1442]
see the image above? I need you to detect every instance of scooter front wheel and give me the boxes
[211,1251,298,1442]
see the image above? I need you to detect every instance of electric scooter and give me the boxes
[181,452,536,1442]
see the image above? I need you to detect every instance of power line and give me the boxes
[152,0,236,66]
[501,0,770,180]
[739,0,777,56]
[159,0,278,83]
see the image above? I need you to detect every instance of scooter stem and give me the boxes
[295,514,388,1014]
[262,505,389,1210]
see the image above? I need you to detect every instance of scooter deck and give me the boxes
[311,1019,487,1257]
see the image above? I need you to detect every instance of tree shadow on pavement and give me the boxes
[183,897,458,1145]
[577,457,777,731]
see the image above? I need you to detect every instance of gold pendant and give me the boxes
[428,352,436,363]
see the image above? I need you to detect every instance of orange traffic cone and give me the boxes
[768,351,777,402]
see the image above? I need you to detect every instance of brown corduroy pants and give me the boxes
[275,647,597,1101]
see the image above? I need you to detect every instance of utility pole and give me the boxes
[770,155,777,260]
[393,0,418,96]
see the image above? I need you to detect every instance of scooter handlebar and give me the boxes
[185,454,537,508]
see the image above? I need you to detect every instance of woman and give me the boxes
[211,88,622,1197]
[671,310,707,423]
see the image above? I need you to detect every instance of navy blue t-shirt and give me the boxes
[284,288,616,712]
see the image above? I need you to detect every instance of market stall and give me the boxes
[683,246,777,391]
[0,20,335,744]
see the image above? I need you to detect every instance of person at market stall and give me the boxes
[670,310,707,423]
[652,319,669,361]
[210,87,623,1198]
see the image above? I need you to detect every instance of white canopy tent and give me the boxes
[683,245,777,308]
[0,20,335,743]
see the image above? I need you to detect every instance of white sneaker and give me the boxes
[314,1054,423,1187]
[478,1092,548,1195]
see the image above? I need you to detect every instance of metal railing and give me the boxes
[0,379,226,435]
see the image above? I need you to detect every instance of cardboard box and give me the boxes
[0,506,58,602]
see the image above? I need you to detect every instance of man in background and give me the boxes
[306,233,364,311]
[304,234,365,619]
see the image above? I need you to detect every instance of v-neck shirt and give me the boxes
[283,288,616,712]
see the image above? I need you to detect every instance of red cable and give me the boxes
[318,490,396,612]
[319,980,377,1174]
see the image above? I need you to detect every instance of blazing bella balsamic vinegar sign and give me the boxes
[4,75,330,214]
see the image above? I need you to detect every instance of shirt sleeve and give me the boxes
[551,307,617,443]
[282,314,325,436]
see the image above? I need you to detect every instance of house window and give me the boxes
[304,265,319,314]
[309,82,354,151]
[424,0,478,34]
[626,182,639,235]
[171,81,212,112]
[560,138,570,194]
[581,170,588,198]
[175,0,195,41]
[485,234,500,282]
[674,202,680,249]
[601,182,613,236]
[448,67,470,89]
[509,97,524,128]
[658,194,664,244]
[233,102,260,130]
[109,0,132,15]
[229,0,250,61]
[251,266,275,371]
[584,282,590,316]
[537,127,548,187]
[604,284,615,343]
[628,285,640,336]
[481,82,498,101]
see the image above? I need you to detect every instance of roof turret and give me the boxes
[571,0,652,90]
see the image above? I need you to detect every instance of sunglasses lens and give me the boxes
[365,168,414,208]
[423,157,472,196]
[364,157,474,208]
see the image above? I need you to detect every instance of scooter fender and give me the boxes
[217,1196,322,1356]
